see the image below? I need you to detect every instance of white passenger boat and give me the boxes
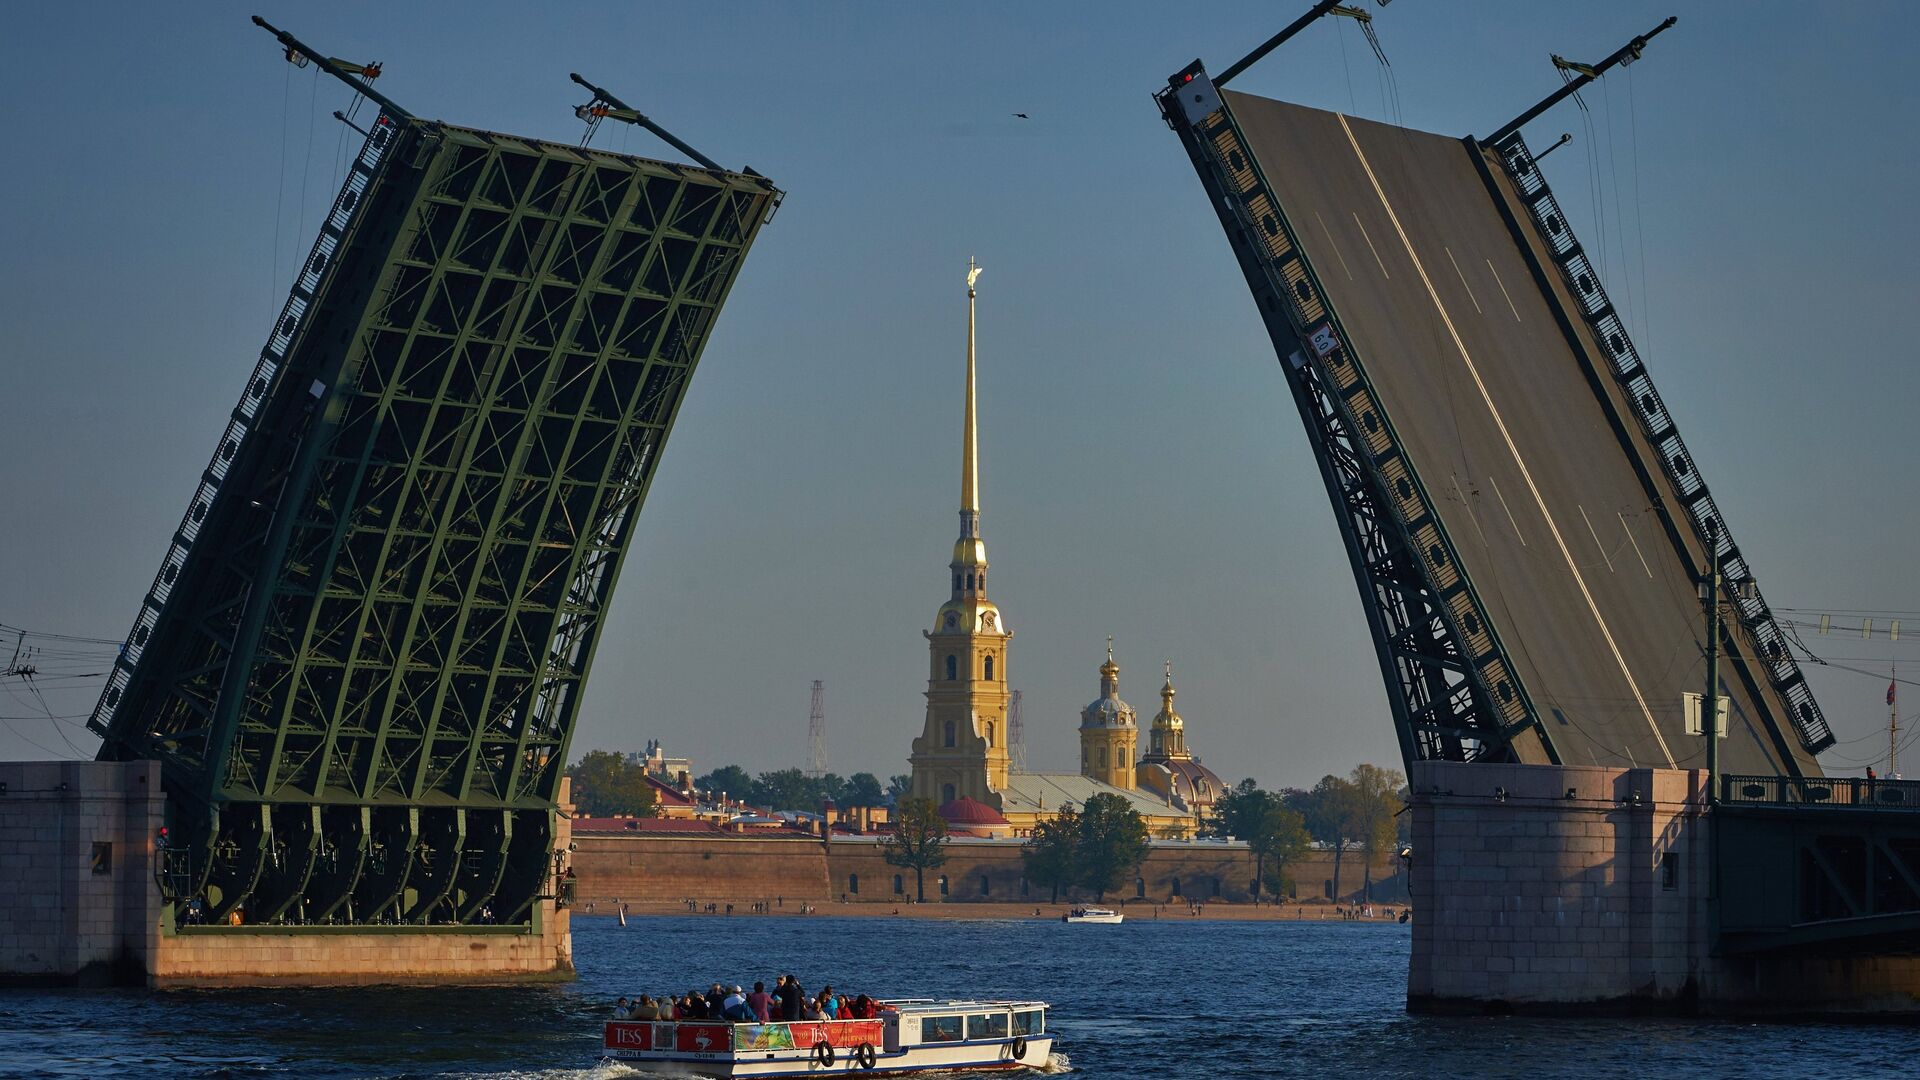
[602,1000,1053,1076]
[1062,907,1122,924]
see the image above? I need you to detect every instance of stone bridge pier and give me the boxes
[1409,760,1920,1016]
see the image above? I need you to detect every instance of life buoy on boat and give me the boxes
[812,1040,836,1066]
[1010,1036,1028,1060]
[854,1042,878,1069]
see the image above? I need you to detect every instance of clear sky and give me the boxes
[2,3,1916,788]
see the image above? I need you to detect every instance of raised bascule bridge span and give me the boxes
[79,20,780,941]
[1158,8,1920,1011]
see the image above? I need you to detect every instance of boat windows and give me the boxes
[920,1015,964,1042]
[967,1013,1009,1041]
[1012,1010,1045,1037]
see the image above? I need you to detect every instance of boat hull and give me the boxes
[604,1027,1054,1076]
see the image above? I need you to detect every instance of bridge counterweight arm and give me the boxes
[569,73,724,172]
[250,15,411,121]
[1486,16,1677,144]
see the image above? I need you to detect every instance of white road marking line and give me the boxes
[1487,259,1523,322]
[1488,475,1526,547]
[1618,512,1655,579]
[1452,474,1489,547]
[1445,247,1482,314]
[1315,211,1355,281]
[1578,504,1614,574]
[1352,212,1391,279]
[1336,112,1674,768]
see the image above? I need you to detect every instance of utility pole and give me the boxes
[806,680,827,778]
[1702,534,1721,805]
[1892,664,1900,779]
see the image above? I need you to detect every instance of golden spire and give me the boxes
[961,257,982,539]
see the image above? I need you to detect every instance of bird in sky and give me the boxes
[1013,112,1029,119]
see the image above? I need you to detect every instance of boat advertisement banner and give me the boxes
[733,1024,796,1051]
[603,1022,653,1051]
[787,1020,886,1048]
[731,1020,886,1051]
[675,1023,732,1053]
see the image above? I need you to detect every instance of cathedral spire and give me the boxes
[961,257,982,539]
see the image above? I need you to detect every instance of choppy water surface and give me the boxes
[2,915,1917,1078]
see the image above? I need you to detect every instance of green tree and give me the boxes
[1300,774,1362,900]
[565,750,659,817]
[1348,763,1407,901]
[1073,793,1150,902]
[750,768,818,811]
[885,774,913,805]
[695,764,753,802]
[1020,806,1080,903]
[844,772,886,807]
[1255,803,1311,899]
[884,797,950,902]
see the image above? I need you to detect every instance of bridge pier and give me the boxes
[0,760,573,987]
[1410,761,1920,1016]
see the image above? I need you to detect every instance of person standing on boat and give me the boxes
[722,986,752,1021]
[777,975,805,1020]
[820,986,841,1019]
[748,980,774,1022]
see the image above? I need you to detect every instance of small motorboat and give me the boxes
[1062,907,1122,924]
[602,999,1053,1076]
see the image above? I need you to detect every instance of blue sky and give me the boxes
[1,3,1915,786]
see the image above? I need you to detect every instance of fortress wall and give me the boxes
[570,832,1406,907]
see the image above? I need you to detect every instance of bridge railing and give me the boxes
[88,112,401,740]
[1722,773,1920,809]
[1491,133,1836,756]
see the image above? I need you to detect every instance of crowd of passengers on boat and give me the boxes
[613,976,886,1024]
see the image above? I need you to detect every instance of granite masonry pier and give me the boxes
[0,760,573,987]
[1408,760,1920,1016]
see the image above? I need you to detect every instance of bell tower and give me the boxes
[910,259,1012,806]
[1078,637,1139,790]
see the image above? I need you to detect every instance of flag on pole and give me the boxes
[1890,681,1899,707]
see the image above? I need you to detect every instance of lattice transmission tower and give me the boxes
[1008,689,1026,773]
[806,680,827,778]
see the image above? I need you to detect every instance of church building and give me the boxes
[906,261,1221,840]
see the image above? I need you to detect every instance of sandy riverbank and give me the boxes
[574,899,1408,923]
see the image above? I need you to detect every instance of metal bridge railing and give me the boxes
[1723,773,1920,810]
[88,113,402,740]
[1491,133,1835,756]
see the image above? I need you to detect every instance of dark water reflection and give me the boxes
[2,915,1917,1078]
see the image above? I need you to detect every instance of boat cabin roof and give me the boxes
[884,1000,1047,1015]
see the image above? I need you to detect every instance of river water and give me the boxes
[2,914,1916,1078]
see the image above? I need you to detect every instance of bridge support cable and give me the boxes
[1487,133,1835,756]
[1157,67,1557,768]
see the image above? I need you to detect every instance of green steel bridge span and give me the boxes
[88,22,779,929]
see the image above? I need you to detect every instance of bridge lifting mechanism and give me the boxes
[571,73,724,172]
[1486,16,1677,143]
[1213,0,1390,88]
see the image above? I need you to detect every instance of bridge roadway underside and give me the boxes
[1225,91,1816,777]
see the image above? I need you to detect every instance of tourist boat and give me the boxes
[1062,907,1122,924]
[602,1000,1053,1076]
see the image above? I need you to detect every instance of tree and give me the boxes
[1348,763,1407,901]
[1301,774,1362,900]
[884,797,949,902]
[1073,793,1150,902]
[1255,803,1311,899]
[844,772,886,808]
[885,774,913,806]
[695,764,753,802]
[1020,806,1080,902]
[750,768,818,811]
[566,750,659,817]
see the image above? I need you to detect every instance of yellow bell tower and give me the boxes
[1078,637,1139,790]
[910,259,1012,807]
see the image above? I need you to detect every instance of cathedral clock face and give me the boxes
[944,612,959,629]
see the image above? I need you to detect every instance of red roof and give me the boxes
[937,796,1009,826]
